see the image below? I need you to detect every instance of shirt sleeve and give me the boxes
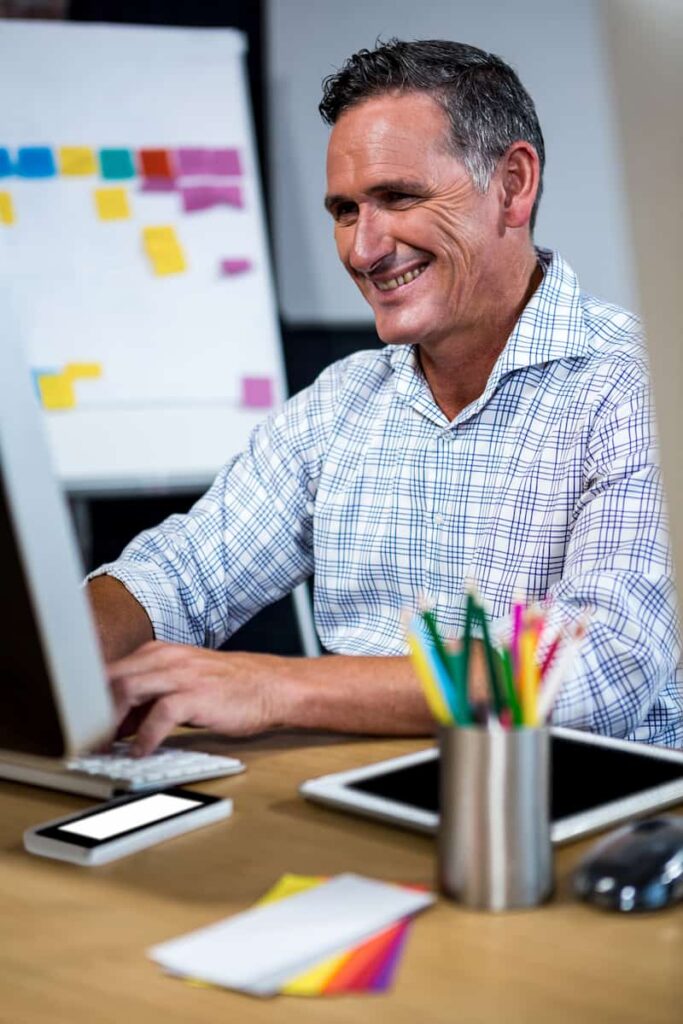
[87,369,340,647]
[532,360,681,741]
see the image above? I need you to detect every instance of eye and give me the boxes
[384,191,417,206]
[332,201,357,224]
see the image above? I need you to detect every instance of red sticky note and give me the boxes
[138,149,175,179]
[241,377,274,409]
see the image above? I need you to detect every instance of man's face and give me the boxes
[325,92,507,350]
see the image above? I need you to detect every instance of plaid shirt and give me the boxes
[94,250,682,747]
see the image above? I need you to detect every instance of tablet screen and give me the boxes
[348,735,683,820]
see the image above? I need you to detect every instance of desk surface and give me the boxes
[1,733,681,1024]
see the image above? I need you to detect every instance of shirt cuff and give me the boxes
[86,561,198,645]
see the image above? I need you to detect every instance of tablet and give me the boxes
[300,727,683,844]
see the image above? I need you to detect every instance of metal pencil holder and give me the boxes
[438,725,553,911]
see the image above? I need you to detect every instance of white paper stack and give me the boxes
[149,872,435,996]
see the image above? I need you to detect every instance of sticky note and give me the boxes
[138,149,175,179]
[31,368,59,401]
[0,191,15,225]
[94,187,131,221]
[142,225,179,254]
[58,146,97,176]
[149,873,434,997]
[175,147,210,176]
[241,377,274,409]
[64,362,102,380]
[142,225,186,276]
[17,147,56,178]
[209,148,242,176]
[0,148,12,177]
[38,374,76,411]
[140,178,176,193]
[220,258,252,276]
[180,185,243,213]
[99,148,135,180]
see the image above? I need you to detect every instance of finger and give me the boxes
[110,670,182,727]
[106,640,188,681]
[130,693,194,757]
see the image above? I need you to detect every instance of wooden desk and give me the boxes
[1,734,681,1024]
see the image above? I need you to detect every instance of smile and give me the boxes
[373,263,428,292]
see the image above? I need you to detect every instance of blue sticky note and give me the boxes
[17,147,56,178]
[99,148,136,180]
[0,148,12,177]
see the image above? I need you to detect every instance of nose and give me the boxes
[347,206,394,275]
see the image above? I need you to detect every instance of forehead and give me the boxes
[326,91,461,189]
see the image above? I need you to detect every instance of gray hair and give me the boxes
[320,38,545,230]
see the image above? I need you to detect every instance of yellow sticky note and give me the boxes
[64,362,103,380]
[0,191,15,226]
[94,187,131,221]
[58,146,97,176]
[38,374,76,411]
[142,225,187,276]
[151,249,187,276]
[142,225,178,254]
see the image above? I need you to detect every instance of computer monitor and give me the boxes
[0,325,114,776]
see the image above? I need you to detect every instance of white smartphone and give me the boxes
[23,787,233,866]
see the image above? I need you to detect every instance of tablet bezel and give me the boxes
[299,727,683,845]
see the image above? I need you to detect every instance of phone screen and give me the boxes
[58,792,203,841]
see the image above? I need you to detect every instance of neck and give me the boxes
[418,251,543,421]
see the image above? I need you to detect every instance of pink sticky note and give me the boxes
[175,147,210,176]
[181,185,243,213]
[140,177,177,192]
[220,258,252,276]
[241,376,274,409]
[181,186,215,212]
[213,184,243,208]
[210,148,242,175]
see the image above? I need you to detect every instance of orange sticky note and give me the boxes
[0,191,15,225]
[94,187,131,221]
[58,147,97,176]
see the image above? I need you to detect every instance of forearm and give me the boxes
[87,575,154,662]
[274,654,437,735]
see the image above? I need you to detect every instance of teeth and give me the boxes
[375,264,427,291]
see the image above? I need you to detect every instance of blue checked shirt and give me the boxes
[93,250,683,747]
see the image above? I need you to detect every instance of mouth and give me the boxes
[371,262,429,293]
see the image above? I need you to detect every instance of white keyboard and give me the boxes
[65,742,245,793]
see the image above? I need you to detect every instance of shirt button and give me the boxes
[434,513,446,526]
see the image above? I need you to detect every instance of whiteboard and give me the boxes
[0,21,286,494]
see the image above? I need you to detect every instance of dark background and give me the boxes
[58,0,382,654]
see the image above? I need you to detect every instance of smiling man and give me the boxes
[88,39,682,752]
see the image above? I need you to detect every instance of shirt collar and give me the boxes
[387,249,592,426]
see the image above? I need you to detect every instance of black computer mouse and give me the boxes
[573,816,683,912]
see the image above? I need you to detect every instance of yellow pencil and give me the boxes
[519,625,540,726]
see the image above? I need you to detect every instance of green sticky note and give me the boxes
[99,148,135,180]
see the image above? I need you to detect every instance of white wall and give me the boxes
[267,0,637,324]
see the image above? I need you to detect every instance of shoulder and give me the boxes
[577,291,649,402]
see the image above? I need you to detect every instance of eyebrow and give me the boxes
[324,178,427,212]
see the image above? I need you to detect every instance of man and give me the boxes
[88,39,682,753]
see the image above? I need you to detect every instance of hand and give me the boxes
[106,640,289,755]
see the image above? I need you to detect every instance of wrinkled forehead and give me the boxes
[325,92,464,190]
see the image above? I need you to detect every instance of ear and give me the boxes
[499,142,540,230]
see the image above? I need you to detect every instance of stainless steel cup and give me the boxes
[438,725,553,911]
